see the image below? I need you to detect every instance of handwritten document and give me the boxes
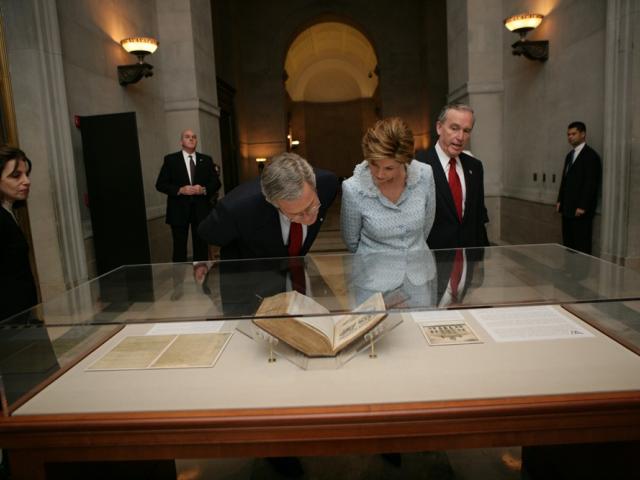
[87,332,232,370]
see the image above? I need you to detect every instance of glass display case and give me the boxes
[1,244,640,479]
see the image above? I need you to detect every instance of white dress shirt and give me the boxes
[572,142,586,164]
[278,211,308,247]
[182,150,196,184]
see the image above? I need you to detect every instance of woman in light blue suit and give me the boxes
[341,117,436,254]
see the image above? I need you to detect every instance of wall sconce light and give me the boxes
[256,157,267,173]
[118,37,159,86]
[504,13,548,62]
[287,134,300,151]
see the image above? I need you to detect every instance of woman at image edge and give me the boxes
[0,146,37,321]
[341,117,436,253]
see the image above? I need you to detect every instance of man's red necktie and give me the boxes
[288,222,302,256]
[450,249,463,303]
[288,222,305,293]
[448,157,463,221]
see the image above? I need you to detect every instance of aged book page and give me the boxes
[151,333,232,368]
[88,335,175,370]
[87,332,232,371]
[333,292,386,350]
[256,291,334,340]
[253,291,387,357]
[254,292,335,355]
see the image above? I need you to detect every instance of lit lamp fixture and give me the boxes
[118,36,159,86]
[504,13,548,62]
[256,157,267,173]
[287,134,300,151]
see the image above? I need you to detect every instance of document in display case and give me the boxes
[87,332,233,371]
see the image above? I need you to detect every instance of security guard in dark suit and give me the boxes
[556,121,602,255]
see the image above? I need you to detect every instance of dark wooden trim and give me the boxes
[2,391,639,447]
[2,390,640,479]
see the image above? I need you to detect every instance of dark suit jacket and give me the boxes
[155,151,221,226]
[0,209,59,405]
[416,147,489,249]
[557,144,601,219]
[0,208,38,321]
[198,169,338,260]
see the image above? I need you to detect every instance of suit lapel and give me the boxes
[255,203,288,256]
[460,155,475,220]
[569,145,590,171]
[176,152,191,185]
[563,150,574,176]
[193,153,203,183]
[302,216,324,254]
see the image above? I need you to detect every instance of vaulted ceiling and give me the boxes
[285,22,378,103]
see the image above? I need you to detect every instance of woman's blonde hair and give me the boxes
[361,117,414,165]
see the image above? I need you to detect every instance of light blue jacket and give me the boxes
[341,160,436,253]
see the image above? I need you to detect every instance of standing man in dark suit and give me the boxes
[198,151,338,260]
[556,121,601,255]
[156,129,221,262]
[416,103,489,249]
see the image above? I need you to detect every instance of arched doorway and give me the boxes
[284,22,380,178]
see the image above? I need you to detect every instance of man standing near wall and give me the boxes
[156,129,221,262]
[556,121,602,255]
[416,103,489,249]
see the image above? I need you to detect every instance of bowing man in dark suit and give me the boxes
[156,129,221,262]
[416,103,489,249]
[198,152,338,260]
[556,121,601,255]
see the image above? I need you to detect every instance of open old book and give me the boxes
[253,291,387,357]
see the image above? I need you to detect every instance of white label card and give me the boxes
[471,306,594,342]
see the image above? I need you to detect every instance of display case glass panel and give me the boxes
[1,244,640,416]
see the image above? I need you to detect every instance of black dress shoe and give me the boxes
[266,456,304,478]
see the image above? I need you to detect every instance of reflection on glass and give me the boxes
[1,245,640,412]
[351,249,437,308]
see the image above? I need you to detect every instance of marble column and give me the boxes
[3,0,88,299]
[157,0,223,190]
[600,0,640,269]
[446,0,504,243]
